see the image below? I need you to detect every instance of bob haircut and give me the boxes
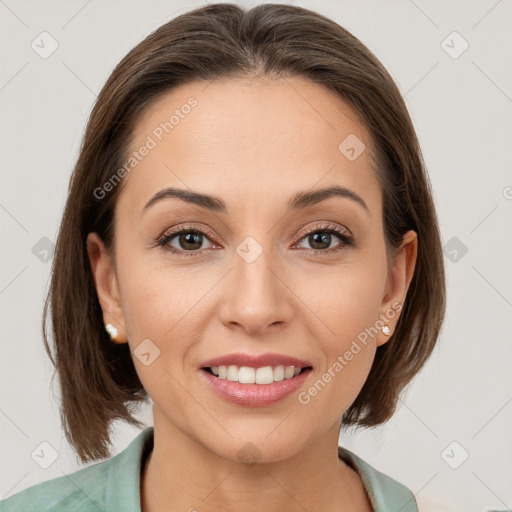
[43,2,446,463]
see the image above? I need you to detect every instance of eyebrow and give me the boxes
[141,185,370,217]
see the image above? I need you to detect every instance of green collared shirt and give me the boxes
[0,427,418,511]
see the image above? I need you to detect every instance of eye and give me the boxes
[156,225,217,257]
[294,223,355,255]
[155,222,355,258]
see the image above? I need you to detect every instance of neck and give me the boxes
[140,409,372,512]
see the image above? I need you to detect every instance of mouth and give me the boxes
[201,364,313,385]
[199,364,313,407]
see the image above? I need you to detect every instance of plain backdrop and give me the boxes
[1,1,511,511]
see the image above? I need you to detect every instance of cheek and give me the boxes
[115,242,194,339]
[115,254,213,386]
[116,264,198,405]
[296,262,385,347]
[292,264,383,411]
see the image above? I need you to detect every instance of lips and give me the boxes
[199,365,312,407]
[199,352,313,369]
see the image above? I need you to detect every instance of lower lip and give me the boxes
[199,368,312,407]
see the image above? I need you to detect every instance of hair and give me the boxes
[42,2,446,463]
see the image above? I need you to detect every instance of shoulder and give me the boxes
[339,445,417,511]
[338,446,456,512]
[0,427,154,512]
[0,459,111,511]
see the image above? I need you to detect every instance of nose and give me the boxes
[218,239,294,336]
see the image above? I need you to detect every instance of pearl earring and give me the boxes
[381,325,390,336]
[105,324,118,340]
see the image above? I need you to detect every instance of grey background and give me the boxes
[1,1,511,510]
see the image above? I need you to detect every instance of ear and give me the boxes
[86,232,128,344]
[378,230,418,347]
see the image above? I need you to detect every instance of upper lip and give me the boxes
[199,352,313,369]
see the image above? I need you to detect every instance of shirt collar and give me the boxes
[106,426,154,511]
[338,445,418,512]
[103,427,417,512]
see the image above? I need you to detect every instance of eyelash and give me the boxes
[155,223,355,258]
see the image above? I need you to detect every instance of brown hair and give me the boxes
[43,2,446,463]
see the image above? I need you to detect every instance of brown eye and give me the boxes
[295,224,354,255]
[156,225,217,257]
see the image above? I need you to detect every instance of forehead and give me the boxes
[120,76,380,217]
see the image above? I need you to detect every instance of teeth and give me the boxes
[227,365,239,382]
[255,366,273,384]
[209,364,306,384]
[273,365,284,381]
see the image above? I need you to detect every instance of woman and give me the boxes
[0,3,447,511]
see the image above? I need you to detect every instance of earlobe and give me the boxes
[86,232,128,344]
[377,230,418,347]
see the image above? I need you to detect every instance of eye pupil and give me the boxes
[180,232,202,249]
[310,232,331,250]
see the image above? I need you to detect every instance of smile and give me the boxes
[199,366,313,407]
[203,364,310,384]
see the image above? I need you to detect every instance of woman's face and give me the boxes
[88,76,416,462]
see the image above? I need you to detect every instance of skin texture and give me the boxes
[87,76,417,512]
